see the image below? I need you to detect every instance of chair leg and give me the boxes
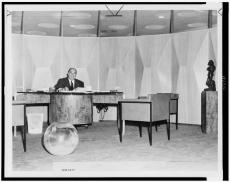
[166,120,170,140]
[176,113,178,130]
[122,121,125,136]
[21,125,26,152]
[119,120,123,143]
[148,125,152,146]
[13,126,17,137]
[139,125,142,137]
[155,125,158,131]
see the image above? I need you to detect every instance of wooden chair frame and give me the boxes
[117,99,170,146]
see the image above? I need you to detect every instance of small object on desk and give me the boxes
[49,87,55,92]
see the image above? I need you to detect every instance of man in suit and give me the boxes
[54,68,84,91]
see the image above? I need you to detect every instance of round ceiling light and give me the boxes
[108,25,128,30]
[158,15,165,19]
[177,11,200,17]
[65,12,92,19]
[187,22,207,28]
[78,33,97,37]
[70,24,95,30]
[38,23,59,28]
[26,31,47,35]
[145,24,165,30]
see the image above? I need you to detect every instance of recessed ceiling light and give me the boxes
[38,23,59,28]
[145,24,165,30]
[108,25,128,30]
[177,11,200,17]
[78,33,97,37]
[26,31,47,35]
[187,22,207,28]
[65,12,92,19]
[70,24,95,30]
[158,15,165,19]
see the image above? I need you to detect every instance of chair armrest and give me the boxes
[119,98,151,103]
[137,96,148,99]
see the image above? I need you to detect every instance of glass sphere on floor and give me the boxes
[43,122,79,156]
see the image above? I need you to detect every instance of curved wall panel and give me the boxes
[12,28,218,124]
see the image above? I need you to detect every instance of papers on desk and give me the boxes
[58,88,93,93]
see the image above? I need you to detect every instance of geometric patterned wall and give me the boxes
[62,37,99,90]
[99,37,135,98]
[173,29,209,124]
[12,28,217,124]
[135,33,172,96]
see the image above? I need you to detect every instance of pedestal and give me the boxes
[201,91,218,133]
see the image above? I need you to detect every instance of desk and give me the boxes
[14,91,123,152]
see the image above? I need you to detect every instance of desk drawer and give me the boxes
[93,94,123,104]
[16,93,50,103]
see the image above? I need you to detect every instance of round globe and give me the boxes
[43,122,79,156]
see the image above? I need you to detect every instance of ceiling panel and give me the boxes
[11,10,217,37]
[212,10,217,27]
[136,10,170,36]
[62,11,98,37]
[12,11,22,34]
[100,10,134,37]
[173,10,208,32]
[23,11,61,36]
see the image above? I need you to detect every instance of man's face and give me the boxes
[68,69,77,81]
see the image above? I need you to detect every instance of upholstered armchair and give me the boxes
[138,93,179,129]
[155,93,179,129]
[117,94,171,146]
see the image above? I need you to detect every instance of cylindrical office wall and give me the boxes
[12,27,217,124]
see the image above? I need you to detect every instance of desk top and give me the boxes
[18,91,123,95]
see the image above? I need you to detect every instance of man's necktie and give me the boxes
[70,81,74,90]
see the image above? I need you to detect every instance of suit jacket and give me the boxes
[54,77,84,91]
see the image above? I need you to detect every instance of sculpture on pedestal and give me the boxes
[204,60,216,91]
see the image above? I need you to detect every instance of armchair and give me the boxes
[117,94,171,146]
[155,93,179,129]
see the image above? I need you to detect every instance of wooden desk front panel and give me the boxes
[49,94,92,125]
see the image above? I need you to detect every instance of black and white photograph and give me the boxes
[2,1,228,180]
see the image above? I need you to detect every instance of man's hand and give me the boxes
[57,87,69,92]
[63,87,69,91]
